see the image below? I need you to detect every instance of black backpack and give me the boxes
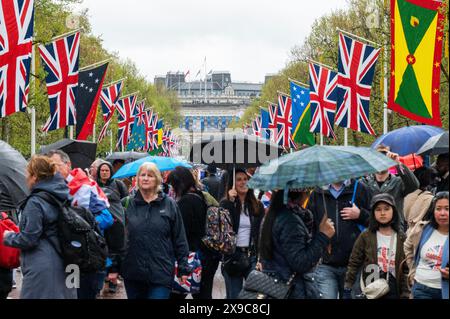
[34,191,108,273]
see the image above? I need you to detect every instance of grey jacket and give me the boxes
[363,164,419,225]
[3,174,77,299]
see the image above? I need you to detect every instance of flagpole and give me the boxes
[288,78,309,88]
[69,126,74,140]
[103,78,125,88]
[336,28,381,47]
[277,91,291,98]
[50,29,81,42]
[120,92,139,100]
[79,58,111,72]
[92,124,96,143]
[320,134,324,146]
[31,44,36,156]
[344,128,348,146]
[204,58,207,103]
[109,129,113,154]
[307,59,338,72]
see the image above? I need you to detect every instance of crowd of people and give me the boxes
[0,147,448,300]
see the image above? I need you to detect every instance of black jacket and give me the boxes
[0,267,12,298]
[262,207,330,299]
[220,198,264,255]
[120,191,190,288]
[177,191,208,252]
[201,175,221,201]
[307,180,371,267]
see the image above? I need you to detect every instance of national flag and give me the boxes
[98,80,124,143]
[0,0,34,118]
[290,81,315,146]
[39,31,80,132]
[268,102,279,142]
[260,108,273,140]
[126,116,147,151]
[135,100,147,126]
[309,63,338,138]
[116,94,137,151]
[251,117,262,137]
[335,33,380,135]
[275,94,296,148]
[389,0,445,126]
[146,111,159,151]
[75,62,108,140]
[157,120,164,146]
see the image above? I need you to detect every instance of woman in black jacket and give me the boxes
[167,166,221,299]
[260,190,335,299]
[120,162,190,299]
[220,168,264,299]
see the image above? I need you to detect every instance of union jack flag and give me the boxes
[146,111,159,151]
[98,80,123,143]
[335,33,380,135]
[275,94,296,149]
[116,94,137,151]
[309,63,338,139]
[39,32,80,132]
[135,100,147,126]
[267,102,278,142]
[162,129,174,157]
[251,116,262,137]
[0,0,34,118]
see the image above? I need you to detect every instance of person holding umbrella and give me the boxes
[362,145,419,230]
[259,189,335,299]
[220,168,265,299]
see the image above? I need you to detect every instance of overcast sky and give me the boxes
[72,0,348,83]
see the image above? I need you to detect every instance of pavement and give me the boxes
[8,265,226,299]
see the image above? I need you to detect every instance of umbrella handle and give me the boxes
[321,191,332,255]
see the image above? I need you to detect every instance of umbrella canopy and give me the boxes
[417,131,449,156]
[113,156,192,179]
[0,140,29,211]
[248,145,398,191]
[105,151,149,163]
[39,139,97,170]
[189,133,284,170]
[371,125,444,156]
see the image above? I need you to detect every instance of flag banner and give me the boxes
[252,116,262,137]
[275,94,296,148]
[116,94,137,151]
[98,80,124,143]
[268,102,279,142]
[0,0,34,118]
[260,108,272,140]
[336,33,380,135]
[39,31,80,132]
[126,116,147,151]
[76,62,108,140]
[309,63,338,138]
[290,81,315,146]
[389,0,445,126]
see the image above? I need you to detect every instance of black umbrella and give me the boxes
[0,140,29,211]
[190,133,284,186]
[417,131,449,156]
[39,139,97,170]
[106,151,148,163]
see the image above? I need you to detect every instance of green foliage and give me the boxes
[1,0,180,157]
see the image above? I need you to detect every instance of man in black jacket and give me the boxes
[201,165,221,202]
[307,179,372,299]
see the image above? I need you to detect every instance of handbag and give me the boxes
[223,250,250,277]
[172,252,202,294]
[238,270,296,299]
[360,233,396,299]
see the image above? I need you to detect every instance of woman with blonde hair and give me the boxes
[2,155,77,299]
[120,162,190,299]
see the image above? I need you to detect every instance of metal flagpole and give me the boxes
[204,57,207,103]
[92,124,96,142]
[109,130,113,154]
[336,28,381,47]
[31,44,36,156]
[344,128,348,146]
[383,48,389,135]
[320,134,324,146]
[69,126,74,140]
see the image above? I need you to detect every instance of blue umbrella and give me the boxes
[112,156,192,179]
[371,125,444,156]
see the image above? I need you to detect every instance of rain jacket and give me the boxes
[120,191,190,288]
[3,174,77,299]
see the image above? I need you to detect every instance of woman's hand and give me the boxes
[319,213,335,239]
[440,267,449,280]
[228,189,237,202]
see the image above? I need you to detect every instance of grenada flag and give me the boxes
[389,0,445,127]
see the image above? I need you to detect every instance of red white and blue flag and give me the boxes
[309,63,338,139]
[146,111,159,151]
[98,80,123,143]
[268,102,278,142]
[251,116,262,137]
[116,94,137,151]
[0,0,34,118]
[275,94,296,149]
[39,32,80,132]
[135,100,147,126]
[335,33,380,135]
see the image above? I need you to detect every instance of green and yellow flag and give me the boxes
[389,0,445,127]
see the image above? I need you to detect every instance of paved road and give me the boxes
[8,266,226,299]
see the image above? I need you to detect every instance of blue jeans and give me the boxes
[412,282,442,300]
[314,264,362,299]
[124,280,171,299]
[77,271,107,299]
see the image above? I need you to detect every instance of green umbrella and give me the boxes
[248,145,398,191]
